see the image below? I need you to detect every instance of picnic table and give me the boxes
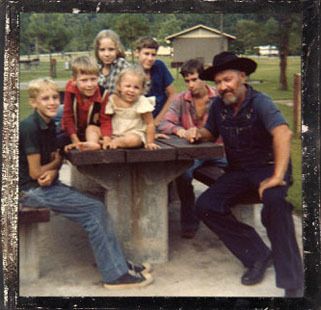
[19,57,40,69]
[66,135,224,263]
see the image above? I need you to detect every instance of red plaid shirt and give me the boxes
[158,85,218,134]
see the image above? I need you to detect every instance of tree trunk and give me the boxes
[279,50,288,90]
[278,15,292,91]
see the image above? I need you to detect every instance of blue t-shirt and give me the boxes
[205,86,287,169]
[145,59,174,117]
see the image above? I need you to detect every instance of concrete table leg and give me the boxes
[78,161,191,263]
[19,223,39,282]
[70,165,105,200]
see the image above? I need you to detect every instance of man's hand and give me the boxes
[258,176,286,199]
[155,133,169,140]
[185,127,202,143]
[37,170,58,187]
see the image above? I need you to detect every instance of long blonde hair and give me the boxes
[94,29,126,63]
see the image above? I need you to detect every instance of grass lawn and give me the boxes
[20,62,72,82]
[19,55,302,211]
[277,104,302,212]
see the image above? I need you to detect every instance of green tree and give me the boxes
[114,14,149,61]
[274,14,301,90]
[26,14,72,54]
[157,15,183,44]
[234,19,263,54]
[261,17,279,46]
[20,14,33,55]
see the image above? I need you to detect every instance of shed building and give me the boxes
[165,24,236,67]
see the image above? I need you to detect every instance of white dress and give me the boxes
[105,95,155,144]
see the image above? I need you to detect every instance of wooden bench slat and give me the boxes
[159,135,224,160]
[126,141,176,163]
[66,148,126,165]
[19,207,50,225]
[194,165,225,186]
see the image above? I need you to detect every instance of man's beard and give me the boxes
[222,92,238,106]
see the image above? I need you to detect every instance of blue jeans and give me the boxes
[176,158,227,232]
[196,164,304,289]
[20,181,128,282]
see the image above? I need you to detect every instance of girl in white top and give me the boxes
[102,66,160,150]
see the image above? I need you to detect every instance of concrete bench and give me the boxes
[194,165,261,225]
[19,206,50,282]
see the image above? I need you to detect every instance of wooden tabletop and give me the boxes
[66,135,224,166]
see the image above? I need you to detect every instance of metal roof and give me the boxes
[165,24,236,41]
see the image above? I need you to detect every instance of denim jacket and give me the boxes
[205,85,287,170]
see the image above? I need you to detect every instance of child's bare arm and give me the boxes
[100,94,113,150]
[62,89,79,138]
[154,84,176,126]
[70,133,81,144]
[27,151,62,180]
[143,112,160,150]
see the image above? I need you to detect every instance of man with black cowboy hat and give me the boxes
[185,51,304,297]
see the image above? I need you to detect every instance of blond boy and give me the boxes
[62,56,112,151]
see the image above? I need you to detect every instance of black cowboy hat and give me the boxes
[200,51,257,81]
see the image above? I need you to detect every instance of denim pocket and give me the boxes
[236,125,253,149]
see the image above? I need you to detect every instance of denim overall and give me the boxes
[196,88,304,290]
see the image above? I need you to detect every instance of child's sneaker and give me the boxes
[127,260,152,274]
[103,270,153,289]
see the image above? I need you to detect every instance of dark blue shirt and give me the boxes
[205,85,287,170]
[19,111,58,191]
[145,59,174,117]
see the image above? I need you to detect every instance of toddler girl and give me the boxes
[101,66,159,150]
[94,29,130,94]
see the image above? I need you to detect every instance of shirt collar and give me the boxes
[33,110,55,130]
[111,58,119,66]
[183,85,217,102]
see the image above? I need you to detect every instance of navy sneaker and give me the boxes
[104,270,153,289]
[127,260,152,274]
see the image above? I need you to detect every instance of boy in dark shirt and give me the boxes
[135,37,175,126]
